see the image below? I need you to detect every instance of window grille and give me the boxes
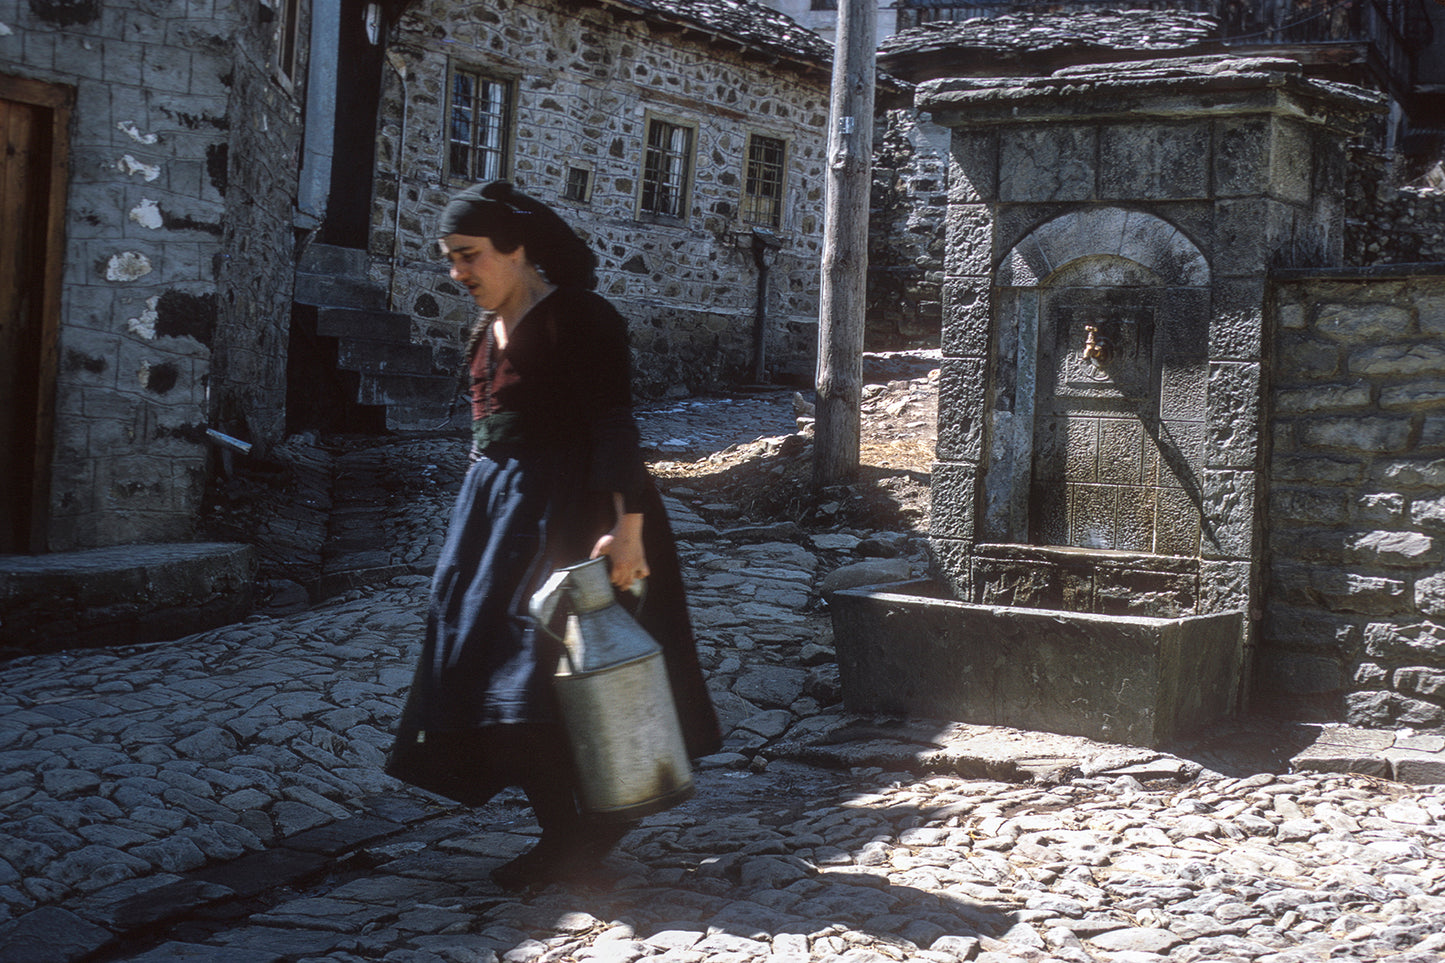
[640,118,694,219]
[741,134,786,228]
[564,166,592,203]
[448,68,512,183]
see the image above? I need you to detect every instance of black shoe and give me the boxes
[490,834,597,891]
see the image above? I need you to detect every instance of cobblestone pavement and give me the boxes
[2,378,1445,962]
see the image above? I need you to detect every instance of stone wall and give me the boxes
[1264,270,1445,728]
[0,0,306,550]
[868,108,950,349]
[210,18,307,455]
[1345,149,1445,266]
[372,0,830,396]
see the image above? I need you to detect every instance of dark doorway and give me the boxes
[0,75,71,554]
[321,0,386,248]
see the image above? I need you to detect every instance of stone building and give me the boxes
[356,0,836,414]
[0,0,836,560]
[0,0,331,555]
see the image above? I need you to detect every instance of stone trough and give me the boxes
[832,579,1243,748]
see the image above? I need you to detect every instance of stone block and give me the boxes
[1213,199,1291,278]
[1205,363,1260,468]
[1388,752,1445,786]
[102,40,146,87]
[944,203,992,279]
[831,583,1243,747]
[1269,486,1352,525]
[55,32,107,81]
[1275,332,1344,380]
[1419,415,1445,452]
[1419,292,1445,336]
[1201,469,1254,560]
[940,279,990,359]
[1374,457,1445,489]
[1291,744,1390,779]
[1394,666,1445,701]
[927,536,973,599]
[1357,491,1405,525]
[1273,564,1408,615]
[935,358,985,461]
[948,128,997,203]
[1349,342,1445,378]
[1297,416,1412,454]
[1315,302,1413,341]
[1381,382,1445,410]
[1265,604,1357,652]
[1274,384,1372,415]
[1417,572,1445,618]
[1270,119,1314,207]
[1210,278,1266,360]
[998,125,1095,203]
[1214,117,1271,198]
[1271,455,1363,485]
[1411,495,1445,532]
[1200,559,1251,615]
[929,461,976,540]
[1100,122,1210,201]
[1347,530,1438,567]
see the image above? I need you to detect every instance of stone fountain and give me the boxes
[832,57,1380,747]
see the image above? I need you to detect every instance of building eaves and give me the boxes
[880,10,1221,79]
[593,0,835,76]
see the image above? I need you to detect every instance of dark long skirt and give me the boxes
[385,445,719,811]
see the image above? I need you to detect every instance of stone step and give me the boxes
[356,372,456,409]
[294,272,388,311]
[0,544,256,657]
[297,241,370,277]
[294,243,387,311]
[316,306,411,341]
[335,338,437,376]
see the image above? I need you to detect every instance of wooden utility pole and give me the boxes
[813,0,875,488]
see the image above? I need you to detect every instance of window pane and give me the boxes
[742,135,785,227]
[642,119,692,218]
[448,69,510,181]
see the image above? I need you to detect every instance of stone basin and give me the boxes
[831,579,1244,748]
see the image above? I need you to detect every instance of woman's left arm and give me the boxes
[591,493,648,590]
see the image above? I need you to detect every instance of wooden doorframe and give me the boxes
[0,74,72,554]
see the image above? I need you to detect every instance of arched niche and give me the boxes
[981,207,1212,558]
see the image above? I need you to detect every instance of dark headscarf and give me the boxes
[439,181,597,291]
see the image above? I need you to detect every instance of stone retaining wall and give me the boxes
[1265,269,1445,727]
[371,1,830,396]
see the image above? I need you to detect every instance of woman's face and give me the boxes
[440,233,529,311]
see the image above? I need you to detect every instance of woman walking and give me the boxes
[386,181,720,890]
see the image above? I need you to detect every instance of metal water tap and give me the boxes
[1082,325,1111,367]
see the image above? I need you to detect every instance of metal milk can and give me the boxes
[529,557,694,821]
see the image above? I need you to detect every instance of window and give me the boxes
[448,68,513,183]
[277,0,301,81]
[640,117,695,219]
[564,166,592,203]
[261,0,303,84]
[741,134,787,228]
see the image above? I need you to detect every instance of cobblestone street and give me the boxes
[2,378,1444,963]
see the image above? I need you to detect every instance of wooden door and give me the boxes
[0,75,71,554]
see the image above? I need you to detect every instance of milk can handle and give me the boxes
[528,567,573,636]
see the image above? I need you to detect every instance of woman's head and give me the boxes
[438,181,597,291]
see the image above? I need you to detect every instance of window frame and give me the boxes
[563,162,594,205]
[445,63,517,185]
[740,131,789,229]
[637,111,698,223]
